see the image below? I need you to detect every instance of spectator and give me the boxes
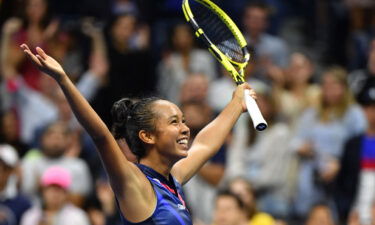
[226,79,295,219]
[0,0,58,90]
[20,166,90,225]
[242,1,289,81]
[305,203,336,225]
[21,121,92,206]
[181,101,227,224]
[0,19,107,145]
[208,68,238,113]
[0,144,31,225]
[335,80,375,225]
[290,66,366,219]
[0,111,29,157]
[228,177,275,225]
[111,0,138,16]
[84,178,122,225]
[93,13,154,125]
[273,52,321,129]
[349,38,375,97]
[179,73,209,104]
[157,23,217,104]
[211,190,248,225]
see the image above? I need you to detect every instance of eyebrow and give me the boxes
[168,114,185,121]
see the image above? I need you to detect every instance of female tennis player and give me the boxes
[20,43,256,225]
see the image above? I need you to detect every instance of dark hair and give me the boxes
[111,97,160,159]
[216,189,245,210]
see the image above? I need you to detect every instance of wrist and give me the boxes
[56,72,69,85]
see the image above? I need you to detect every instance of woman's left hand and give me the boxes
[232,83,257,112]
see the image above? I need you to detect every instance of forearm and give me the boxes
[173,99,242,184]
[193,98,243,155]
[0,33,17,78]
[58,74,110,141]
[198,163,225,186]
[58,74,135,188]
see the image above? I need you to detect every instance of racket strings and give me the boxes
[190,0,245,63]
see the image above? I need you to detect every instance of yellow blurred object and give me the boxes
[249,212,275,225]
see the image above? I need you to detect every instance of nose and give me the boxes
[181,123,190,136]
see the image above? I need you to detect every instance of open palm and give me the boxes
[20,44,66,80]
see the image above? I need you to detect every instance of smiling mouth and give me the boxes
[177,138,189,149]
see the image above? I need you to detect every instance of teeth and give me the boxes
[178,139,188,145]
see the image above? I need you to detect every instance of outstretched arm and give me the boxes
[172,83,255,184]
[20,44,156,222]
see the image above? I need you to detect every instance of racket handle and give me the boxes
[244,89,268,131]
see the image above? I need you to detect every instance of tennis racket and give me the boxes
[182,0,267,131]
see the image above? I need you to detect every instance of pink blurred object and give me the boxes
[41,166,71,189]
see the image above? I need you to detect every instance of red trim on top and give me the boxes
[361,160,375,169]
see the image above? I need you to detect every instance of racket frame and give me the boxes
[182,0,268,131]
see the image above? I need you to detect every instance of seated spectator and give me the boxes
[179,73,209,104]
[0,111,29,157]
[274,52,321,129]
[20,166,90,225]
[228,177,275,225]
[181,101,227,224]
[211,190,248,225]
[242,2,289,81]
[84,177,122,225]
[225,79,295,219]
[0,144,31,225]
[291,66,367,219]
[335,80,375,225]
[157,23,217,104]
[21,121,92,206]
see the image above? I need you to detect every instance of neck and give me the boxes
[45,203,65,212]
[140,156,173,180]
[291,83,308,94]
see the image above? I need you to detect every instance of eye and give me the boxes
[182,119,186,124]
[171,119,178,124]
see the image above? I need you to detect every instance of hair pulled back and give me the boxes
[111,97,160,159]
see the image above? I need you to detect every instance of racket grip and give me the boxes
[244,89,268,131]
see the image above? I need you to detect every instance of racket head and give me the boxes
[182,0,250,83]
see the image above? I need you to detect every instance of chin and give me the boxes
[173,150,188,162]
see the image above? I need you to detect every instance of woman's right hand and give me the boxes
[20,44,66,81]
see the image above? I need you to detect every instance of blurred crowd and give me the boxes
[0,0,375,225]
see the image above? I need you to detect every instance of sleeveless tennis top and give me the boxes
[118,164,192,225]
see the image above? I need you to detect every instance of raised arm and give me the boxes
[172,83,256,184]
[20,44,156,222]
[1,18,23,79]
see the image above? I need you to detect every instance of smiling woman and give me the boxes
[20,43,256,225]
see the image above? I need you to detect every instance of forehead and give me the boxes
[216,196,239,208]
[152,100,183,119]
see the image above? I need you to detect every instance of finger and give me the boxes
[36,47,47,60]
[248,89,257,100]
[21,45,42,66]
[20,43,32,52]
[36,54,47,66]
